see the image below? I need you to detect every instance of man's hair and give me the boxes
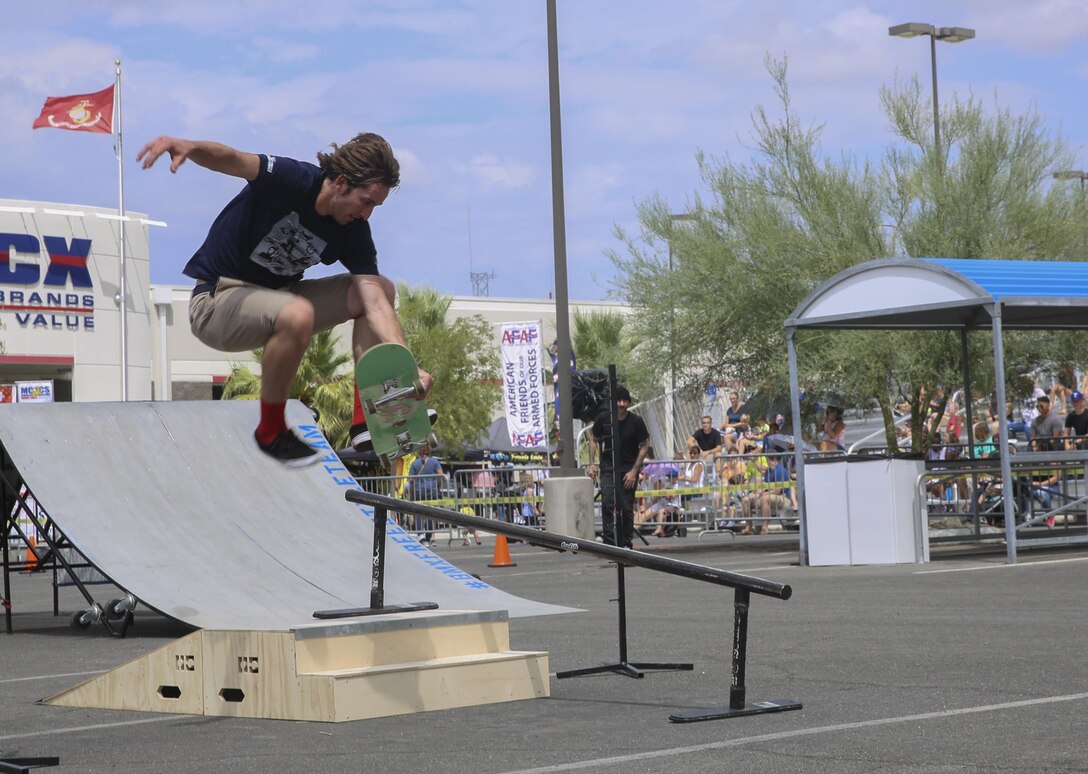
[317,132,400,188]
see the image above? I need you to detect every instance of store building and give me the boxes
[1,198,626,404]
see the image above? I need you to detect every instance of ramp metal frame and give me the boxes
[345,487,802,722]
[1,445,135,637]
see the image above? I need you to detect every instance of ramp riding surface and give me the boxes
[0,400,570,630]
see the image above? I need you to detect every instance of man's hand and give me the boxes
[586,464,598,482]
[417,368,434,398]
[623,468,639,489]
[136,136,196,173]
[136,137,259,180]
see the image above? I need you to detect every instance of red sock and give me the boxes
[255,401,288,445]
[353,385,366,427]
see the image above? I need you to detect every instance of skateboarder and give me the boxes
[137,132,433,466]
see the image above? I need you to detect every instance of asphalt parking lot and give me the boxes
[2,536,1087,773]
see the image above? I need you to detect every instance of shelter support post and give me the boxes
[990,305,1017,563]
[787,327,809,566]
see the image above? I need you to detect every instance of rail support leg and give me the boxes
[670,587,803,722]
[313,503,437,619]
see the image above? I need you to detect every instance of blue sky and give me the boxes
[6,1,1088,300]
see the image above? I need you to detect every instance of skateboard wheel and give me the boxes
[363,398,378,416]
[427,432,439,448]
[413,379,426,396]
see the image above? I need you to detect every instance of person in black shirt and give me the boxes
[137,132,432,466]
[688,415,724,461]
[1064,390,1088,450]
[587,385,650,548]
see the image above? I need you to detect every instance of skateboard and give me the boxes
[356,343,437,468]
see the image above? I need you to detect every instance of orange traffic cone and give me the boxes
[487,534,517,568]
[23,535,40,572]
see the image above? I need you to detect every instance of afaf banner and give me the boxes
[500,321,546,449]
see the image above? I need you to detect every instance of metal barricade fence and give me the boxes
[921,449,1088,543]
[354,466,555,545]
[451,466,551,532]
[633,450,799,539]
[356,451,807,543]
[629,386,714,461]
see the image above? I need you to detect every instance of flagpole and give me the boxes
[114,59,128,401]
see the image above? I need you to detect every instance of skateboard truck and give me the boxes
[363,379,426,415]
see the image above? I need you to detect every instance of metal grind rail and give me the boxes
[338,488,802,723]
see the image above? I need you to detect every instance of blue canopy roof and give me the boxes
[926,258,1088,300]
[787,257,1088,330]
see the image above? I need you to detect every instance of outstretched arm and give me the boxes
[352,277,434,395]
[136,136,260,181]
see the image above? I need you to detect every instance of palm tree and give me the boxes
[222,329,355,447]
[572,309,631,372]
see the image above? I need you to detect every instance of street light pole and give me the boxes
[889,23,976,160]
[1053,170,1088,252]
[1054,170,1088,194]
[667,213,693,457]
[546,0,576,472]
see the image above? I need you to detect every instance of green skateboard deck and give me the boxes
[355,343,436,467]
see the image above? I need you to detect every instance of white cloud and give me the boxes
[459,153,535,190]
[248,36,321,64]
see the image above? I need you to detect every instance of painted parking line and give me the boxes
[500,691,1088,773]
[0,670,103,685]
[916,555,1088,574]
[0,715,181,743]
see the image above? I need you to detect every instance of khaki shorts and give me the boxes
[189,274,363,352]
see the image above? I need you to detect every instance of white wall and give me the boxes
[0,199,156,401]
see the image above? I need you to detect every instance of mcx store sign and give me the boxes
[0,232,95,330]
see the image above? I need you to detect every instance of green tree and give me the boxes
[397,282,500,453]
[609,56,1085,451]
[569,308,659,395]
[222,328,354,446]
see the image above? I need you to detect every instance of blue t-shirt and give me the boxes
[183,154,378,289]
[409,456,443,500]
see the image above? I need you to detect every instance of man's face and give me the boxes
[329,179,390,224]
[1037,400,1050,416]
[1075,399,1085,413]
[701,418,713,431]
[616,397,630,414]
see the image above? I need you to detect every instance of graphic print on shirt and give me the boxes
[250,212,328,276]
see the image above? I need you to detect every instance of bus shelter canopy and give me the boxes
[784,257,1088,566]
[786,257,1088,331]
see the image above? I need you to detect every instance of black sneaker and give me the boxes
[256,429,324,467]
[350,408,439,452]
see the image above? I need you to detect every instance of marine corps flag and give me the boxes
[32,85,115,133]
